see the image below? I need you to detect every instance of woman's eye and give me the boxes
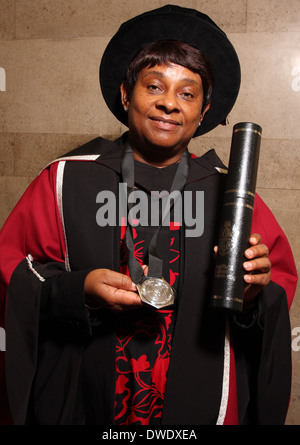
[182,92,194,99]
[147,84,161,92]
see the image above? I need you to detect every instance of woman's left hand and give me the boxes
[243,233,271,308]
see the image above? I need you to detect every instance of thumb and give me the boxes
[110,271,137,292]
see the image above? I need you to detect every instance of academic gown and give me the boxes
[0,134,297,425]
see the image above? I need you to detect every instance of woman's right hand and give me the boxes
[84,268,143,312]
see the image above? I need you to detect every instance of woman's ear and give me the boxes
[120,81,130,112]
[200,102,210,122]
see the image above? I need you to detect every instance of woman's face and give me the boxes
[121,63,210,164]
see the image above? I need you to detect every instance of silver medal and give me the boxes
[137,277,175,309]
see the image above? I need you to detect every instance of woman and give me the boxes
[0,5,297,425]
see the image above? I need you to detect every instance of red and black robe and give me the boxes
[0,134,297,425]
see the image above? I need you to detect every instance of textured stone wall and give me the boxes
[0,0,299,424]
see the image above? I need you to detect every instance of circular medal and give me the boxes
[137,277,175,309]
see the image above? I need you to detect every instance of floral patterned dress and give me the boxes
[114,161,181,425]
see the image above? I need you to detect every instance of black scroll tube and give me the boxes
[211,122,262,312]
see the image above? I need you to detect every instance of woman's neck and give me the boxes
[128,138,186,168]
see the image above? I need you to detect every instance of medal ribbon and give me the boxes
[121,141,190,285]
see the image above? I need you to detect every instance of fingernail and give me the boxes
[246,250,253,258]
[244,262,252,270]
[244,275,252,283]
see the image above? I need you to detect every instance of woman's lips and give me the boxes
[149,116,181,129]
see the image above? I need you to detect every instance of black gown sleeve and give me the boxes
[233,280,292,424]
[5,258,92,424]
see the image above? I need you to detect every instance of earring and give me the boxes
[198,121,201,127]
[124,106,128,112]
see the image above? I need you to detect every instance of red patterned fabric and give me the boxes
[114,309,173,424]
[115,216,179,424]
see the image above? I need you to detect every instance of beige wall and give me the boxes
[0,0,299,424]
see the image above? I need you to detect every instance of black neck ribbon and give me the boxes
[121,142,190,284]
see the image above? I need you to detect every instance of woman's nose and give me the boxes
[155,91,180,113]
